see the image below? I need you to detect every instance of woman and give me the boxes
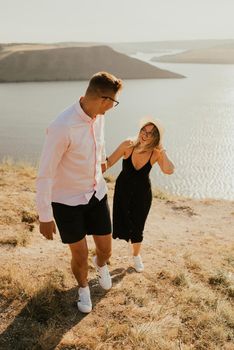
[106,117,175,272]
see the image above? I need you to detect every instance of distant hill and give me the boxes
[151,45,234,64]
[109,39,234,54]
[0,44,184,82]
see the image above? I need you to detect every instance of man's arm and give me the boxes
[36,124,70,239]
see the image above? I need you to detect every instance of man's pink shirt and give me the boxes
[36,101,107,222]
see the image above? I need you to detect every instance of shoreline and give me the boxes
[1,157,234,203]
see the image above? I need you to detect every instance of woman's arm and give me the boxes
[106,140,132,169]
[154,146,175,175]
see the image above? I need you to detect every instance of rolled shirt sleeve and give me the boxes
[36,124,70,222]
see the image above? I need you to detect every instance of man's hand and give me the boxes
[39,220,56,240]
[101,162,108,173]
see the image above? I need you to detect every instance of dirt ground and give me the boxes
[0,162,233,349]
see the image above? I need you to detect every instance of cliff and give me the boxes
[0,44,184,82]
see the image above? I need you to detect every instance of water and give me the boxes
[0,60,234,200]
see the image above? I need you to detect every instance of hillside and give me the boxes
[151,46,234,64]
[0,161,233,349]
[109,39,234,54]
[0,44,184,82]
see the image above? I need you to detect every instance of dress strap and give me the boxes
[149,149,154,160]
[130,146,135,155]
[148,149,154,165]
[124,145,135,161]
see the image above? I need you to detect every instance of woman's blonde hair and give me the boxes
[131,122,161,152]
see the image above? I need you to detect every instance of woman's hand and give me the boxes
[156,146,175,175]
[156,144,166,157]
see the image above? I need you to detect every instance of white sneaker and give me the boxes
[92,256,112,290]
[77,286,92,313]
[133,255,144,272]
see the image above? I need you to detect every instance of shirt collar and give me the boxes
[74,99,93,123]
[75,98,105,123]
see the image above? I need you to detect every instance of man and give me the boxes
[36,72,123,313]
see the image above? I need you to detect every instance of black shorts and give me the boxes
[52,194,112,244]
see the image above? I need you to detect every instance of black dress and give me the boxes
[113,148,153,243]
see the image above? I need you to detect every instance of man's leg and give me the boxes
[92,234,112,290]
[69,237,89,287]
[93,234,112,267]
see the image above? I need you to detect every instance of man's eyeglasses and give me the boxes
[101,96,119,107]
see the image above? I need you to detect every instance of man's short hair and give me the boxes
[86,71,123,96]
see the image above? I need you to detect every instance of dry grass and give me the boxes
[0,157,37,177]
[103,174,115,184]
[0,162,234,350]
[0,159,38,247]
[152,187,169,200]
[0,229,31,246]
[1,259,234,349]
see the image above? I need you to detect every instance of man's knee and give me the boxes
[96,247,112,260]
[71,255,88,270]
[70,245,88,266]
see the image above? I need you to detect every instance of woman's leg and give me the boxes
[132,242,142,256]
[131,241,144,272]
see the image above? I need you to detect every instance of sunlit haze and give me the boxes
[1,0,234,43]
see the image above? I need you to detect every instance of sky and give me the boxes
[1,0,234,43]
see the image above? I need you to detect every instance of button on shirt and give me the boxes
[36,101,107,222]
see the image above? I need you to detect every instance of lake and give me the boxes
[0,59,234,200]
